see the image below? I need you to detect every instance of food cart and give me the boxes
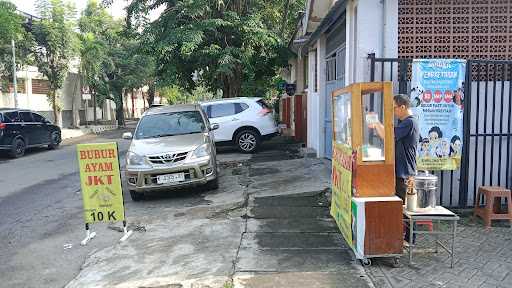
[330,82,403,267]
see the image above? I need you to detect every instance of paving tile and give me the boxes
[246,218,338,233]
[385,275,412,288]
[363,221,512,288]
[240,232,347,249]
[248,206,331,219]
[236,247,356,272]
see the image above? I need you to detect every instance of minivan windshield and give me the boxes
[135,111,206,139]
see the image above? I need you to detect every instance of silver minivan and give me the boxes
[123,104,219,201]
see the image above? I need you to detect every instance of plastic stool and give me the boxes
[474,186,512,229]
[416,220,433,231]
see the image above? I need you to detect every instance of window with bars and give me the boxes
[326,55,337,82]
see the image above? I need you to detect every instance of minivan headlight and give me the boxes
[127,151,145,166]
[190,144,210,160]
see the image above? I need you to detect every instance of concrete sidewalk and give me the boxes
[61,124,118,140]
[64,137,511,288]
[233,192,371,288]
[65,138,373,288]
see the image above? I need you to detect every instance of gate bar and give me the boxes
[460,60,473,208]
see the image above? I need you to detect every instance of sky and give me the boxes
[10,0,162,20]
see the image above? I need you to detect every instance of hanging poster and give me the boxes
[330,142,353,248]
[410,59,466,170]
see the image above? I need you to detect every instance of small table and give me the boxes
[403,206,460,268]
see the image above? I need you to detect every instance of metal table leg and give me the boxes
[409,218,414,264]
[451,220,457,268]
[435,219,439,253]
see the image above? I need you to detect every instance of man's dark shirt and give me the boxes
[395,115,419,178]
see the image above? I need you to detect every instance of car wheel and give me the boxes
[130,190,144,201]
[235,130,260,153]
[205,177,219,191]
[48,131,61,150]
[9,138,26,158]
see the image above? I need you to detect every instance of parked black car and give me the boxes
[0,108,61,158]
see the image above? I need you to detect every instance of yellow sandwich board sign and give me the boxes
[77,142,125,224]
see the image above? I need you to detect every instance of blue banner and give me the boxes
[410,59,466,170]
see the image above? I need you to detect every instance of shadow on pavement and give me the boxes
[0,146,54,160]
[123,183,214,206]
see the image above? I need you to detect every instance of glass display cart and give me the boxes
[330,82,403,267]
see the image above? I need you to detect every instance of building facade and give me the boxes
[284,0,512,208]
[285,0,397,158]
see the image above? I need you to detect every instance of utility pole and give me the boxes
[12,39,18,108]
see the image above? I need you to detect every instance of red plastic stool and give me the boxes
[474,186,512,229]
[402,220,433,233]
[416,220,433,231]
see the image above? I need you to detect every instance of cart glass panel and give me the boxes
[333,93,351,146]
[362,92,385,161]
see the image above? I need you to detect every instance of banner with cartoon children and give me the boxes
[410,59,466,170]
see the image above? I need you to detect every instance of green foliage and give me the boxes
[159,85,220,105]
[0,1,33,90]
[158,85,187,105]
[78,0,117,107]
[32,0,77,124]
[0,1,23,41]
[127,0,304,99]
[76,0,157,124]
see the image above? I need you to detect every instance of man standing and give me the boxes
[369,94,419,201]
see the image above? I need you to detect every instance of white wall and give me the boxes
[317,35,327,158]
[300,0,399,158]
[307,47,320,152]
[16,93,51,111]
[346,0,398,84]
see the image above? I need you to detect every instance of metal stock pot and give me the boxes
[414,171,438,209]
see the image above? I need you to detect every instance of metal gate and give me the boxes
[369,54,512,208]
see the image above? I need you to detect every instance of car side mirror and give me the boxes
[44,119,52,124]
[210,123,219,131]
[122,132,133,139]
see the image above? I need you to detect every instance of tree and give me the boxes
[32,0,76,126]
[100,27,155,126]
[0,1,33,92]
[77,1,156,126]
[127,0,304,99]
[78,0,113,124]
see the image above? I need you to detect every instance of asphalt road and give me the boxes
[0,127,136,288]
[0,125,308,288]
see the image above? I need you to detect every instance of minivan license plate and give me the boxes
[157,173,185,184]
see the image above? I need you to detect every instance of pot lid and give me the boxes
[415,171,438,181]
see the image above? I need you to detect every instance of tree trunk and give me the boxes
[222,65,242,98]
[131,88,136,119]
[116,93,125,127]
[71,73,80,128]
[148,82,155,106]
[50,89,60,127]
[92,91,98,125]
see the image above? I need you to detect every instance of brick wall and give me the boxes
[399,0,512,60]
[7,79,26,94]
[32,79,50,95]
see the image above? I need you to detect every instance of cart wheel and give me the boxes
[360,258,372,267]
[392,257,401,268]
